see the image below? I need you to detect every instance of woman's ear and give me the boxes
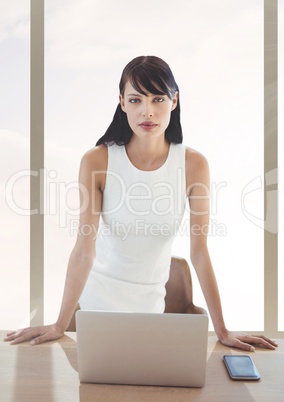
[171,91,179,111]
[119,94,126,112]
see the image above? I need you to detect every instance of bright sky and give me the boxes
[1,0,282,330]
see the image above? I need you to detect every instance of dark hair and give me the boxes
[96,56,183,146]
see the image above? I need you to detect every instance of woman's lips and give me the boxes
[139,122,158,130]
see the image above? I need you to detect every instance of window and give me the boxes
[0,0,30,329]
[44,0,264,331]
[1,0,281,336]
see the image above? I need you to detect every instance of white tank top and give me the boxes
[79,142,187,313]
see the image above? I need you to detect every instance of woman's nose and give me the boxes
[142,101,153,117]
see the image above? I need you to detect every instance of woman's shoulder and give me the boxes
[185,145,209,169]
[184,146,209,185]
[79,145,108,192]
[80,144,108,171]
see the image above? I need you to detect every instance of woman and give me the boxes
[5,56,277,351]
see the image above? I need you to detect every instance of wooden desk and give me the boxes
[1,331,283,402]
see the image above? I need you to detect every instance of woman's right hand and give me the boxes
[4,323,65,345]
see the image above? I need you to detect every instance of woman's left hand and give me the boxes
[219,330,278,351]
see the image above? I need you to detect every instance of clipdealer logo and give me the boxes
[6,167,278,235]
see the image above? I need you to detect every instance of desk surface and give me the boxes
[1,331,283,402]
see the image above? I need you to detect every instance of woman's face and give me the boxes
[119,81,178,139]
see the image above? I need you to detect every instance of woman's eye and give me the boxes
[129,98,140,103]
[154,97,165,103]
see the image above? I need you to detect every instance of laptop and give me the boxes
[75,310,209,387]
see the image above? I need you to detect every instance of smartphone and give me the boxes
[223,355,261,381]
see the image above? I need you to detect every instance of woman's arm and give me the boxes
[186,148,277,351]
[55,146,106,333]
[5,146,107,345]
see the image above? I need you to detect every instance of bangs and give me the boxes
[126,65,175,99]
